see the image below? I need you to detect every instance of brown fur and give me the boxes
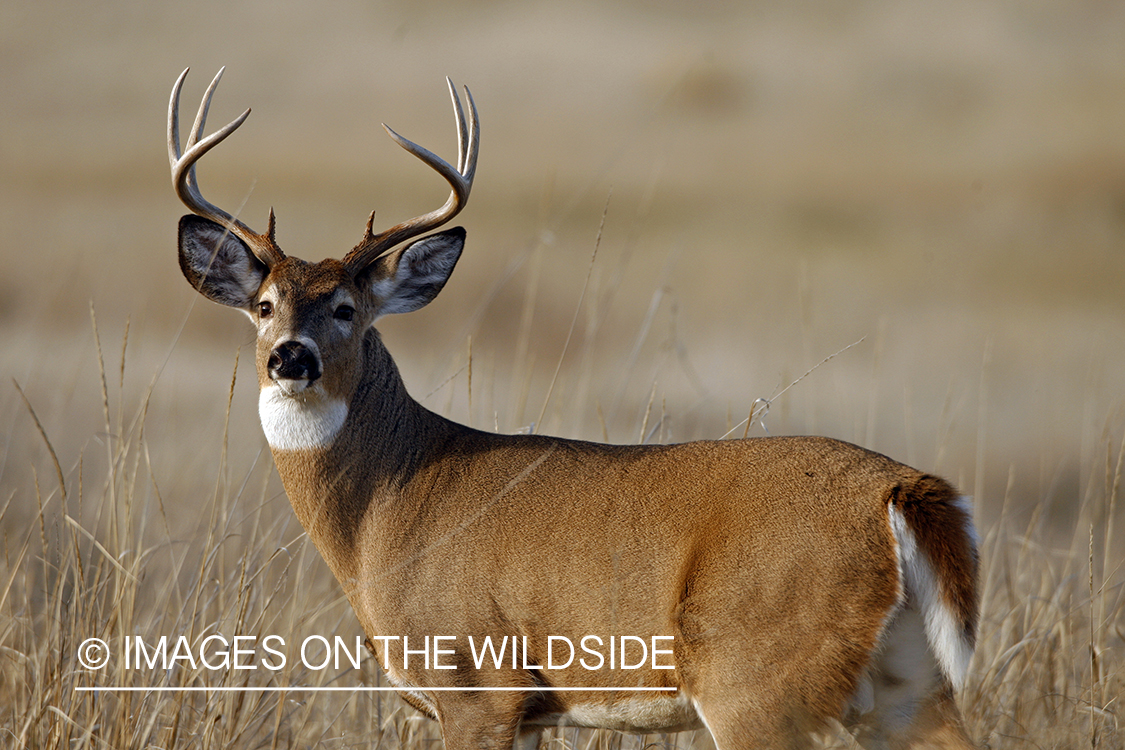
[264,327,978,749]
[171,71,979,749]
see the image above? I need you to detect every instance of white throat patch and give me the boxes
[258,383,348,451]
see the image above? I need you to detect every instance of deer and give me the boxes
[168,68,980,750]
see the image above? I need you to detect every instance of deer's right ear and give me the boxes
[178,215,269,309]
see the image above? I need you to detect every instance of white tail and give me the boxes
[889,493,977,690]
[169,68,980,750]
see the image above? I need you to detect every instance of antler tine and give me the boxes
[446,77,470,175]
[168,68,284,268]
[458,82,480,183]
[343,80,479,274]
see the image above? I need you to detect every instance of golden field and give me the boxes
[1,0,1123,746]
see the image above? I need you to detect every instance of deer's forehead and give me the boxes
[262,260,358,304]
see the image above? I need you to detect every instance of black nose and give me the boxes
[268,341,321,382]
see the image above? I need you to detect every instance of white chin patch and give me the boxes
[259,383,348,451]
[275,377,311,396]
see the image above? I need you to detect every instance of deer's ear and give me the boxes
[178,215,269,309]
[363,227,465,317]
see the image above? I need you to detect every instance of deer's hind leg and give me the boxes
[689,690,820,750]
[685,648,833,750]
[434,691,527,750]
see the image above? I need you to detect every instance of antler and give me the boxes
[168,68,285,268]
[343,78,479,274]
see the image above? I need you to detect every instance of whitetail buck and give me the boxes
[169,68,980,749]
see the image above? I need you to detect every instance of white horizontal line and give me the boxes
[77,686,677,693]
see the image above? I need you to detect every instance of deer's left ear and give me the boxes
[363,227,465,317]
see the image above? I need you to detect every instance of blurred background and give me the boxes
[3,1,1124,745]
[4,0,1124,527]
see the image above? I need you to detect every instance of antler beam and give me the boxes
[168,68,285,268]
[343,78,479,274]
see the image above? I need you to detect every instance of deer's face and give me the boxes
[169,70,474,450]
[253,257,367,398]
[178,215,464,450]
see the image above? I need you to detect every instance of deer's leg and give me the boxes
[434,692,525,750]
[691,692,817,750]
[512,728,541,750]
[687,657,821,750]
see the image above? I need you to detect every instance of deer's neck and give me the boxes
[267,328,456,583]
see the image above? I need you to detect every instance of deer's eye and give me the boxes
[258,301,273,318]
[334,305,355,322]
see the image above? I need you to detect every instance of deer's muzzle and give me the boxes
[268,340,321,384]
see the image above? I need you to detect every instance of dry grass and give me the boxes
[1,285,1122,749]
[3,0,1125,746]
